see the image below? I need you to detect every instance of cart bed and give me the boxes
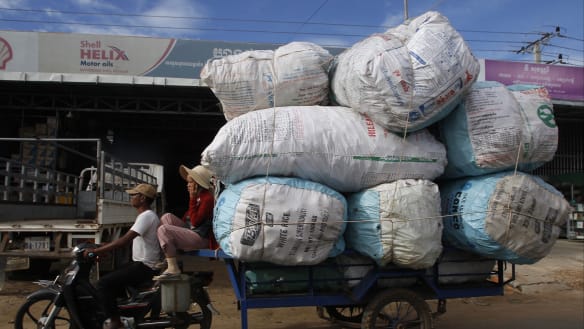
[190,249,515,329]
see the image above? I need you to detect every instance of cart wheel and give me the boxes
[361,288,433,329]
[325,305,364,323]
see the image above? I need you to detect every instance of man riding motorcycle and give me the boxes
[84,183,162,329]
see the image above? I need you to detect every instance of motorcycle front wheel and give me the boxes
[175,304,211,329]
[172,292,211,329]
[14,291,76,329]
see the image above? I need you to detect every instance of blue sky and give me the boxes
[0,0,582,66]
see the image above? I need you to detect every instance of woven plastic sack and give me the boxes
[201,42,333,120]
[439,81,558,178]
[213,176,347,265]
[330,11,479,133]
[345,179,443,269]
[201,106,447,193]
[440,171,570,264]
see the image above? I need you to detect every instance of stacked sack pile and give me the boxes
[436,81,570,264]
[199,10,570,279]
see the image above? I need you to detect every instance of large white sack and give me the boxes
[345,179,443,269]
[201,106,447,193]
[200,42,333,120]
[440,171,570,264]
[213,176,347,265]
[439,81,558,178]
[330,11,479,133]
[508,84,558,165]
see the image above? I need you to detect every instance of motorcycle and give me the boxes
[13,242,215,329]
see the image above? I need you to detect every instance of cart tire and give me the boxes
[361,288,433,329]
[325,305,364,323]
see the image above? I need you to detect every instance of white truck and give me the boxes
[0,138,164,276]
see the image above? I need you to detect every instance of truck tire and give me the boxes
[361,288,433,329]
[8,259,53,280]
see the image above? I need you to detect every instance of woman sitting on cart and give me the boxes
[155,164,218,279]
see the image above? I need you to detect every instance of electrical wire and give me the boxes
[0,6,386,29]
[0,6,581,65]
[288,0,330,42]
[465,39,529,44]
[547,44,584,52]
[0,18,371,38]
[458,29,543,36]
[0,6,579,39]
[2,17,580,50]
[560,35,584,42]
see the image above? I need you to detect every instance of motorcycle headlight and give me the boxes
[72,245,87,259]
[72,245,82,255]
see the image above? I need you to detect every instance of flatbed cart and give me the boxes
[191,248,516,329]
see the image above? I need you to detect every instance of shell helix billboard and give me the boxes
[0,30,343,80]
[0,30,581,102]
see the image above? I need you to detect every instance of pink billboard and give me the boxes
[484,59,584,102]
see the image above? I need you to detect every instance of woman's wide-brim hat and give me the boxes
[179,165,213,190]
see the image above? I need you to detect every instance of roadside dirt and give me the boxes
[1,240,583,329]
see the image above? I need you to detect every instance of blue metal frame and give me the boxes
[191,249,515,329]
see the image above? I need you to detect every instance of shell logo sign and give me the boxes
[0,37,13,70]
[80,41,129,61]
[79,40,132,72]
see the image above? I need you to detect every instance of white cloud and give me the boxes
[381,13,404,31]
[69,0,119,11]
[34,0,210,39]
[42,7,62,18]
[297,35,355,48]
[139,0,208,30]
[0,0,21,7]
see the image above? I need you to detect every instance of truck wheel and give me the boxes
[361,288,433,329]
[9,259,53,280]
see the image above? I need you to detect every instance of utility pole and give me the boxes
[516,27,561,64]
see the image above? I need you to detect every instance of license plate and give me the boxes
[24,236,50,251]
[3,256,30,271]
